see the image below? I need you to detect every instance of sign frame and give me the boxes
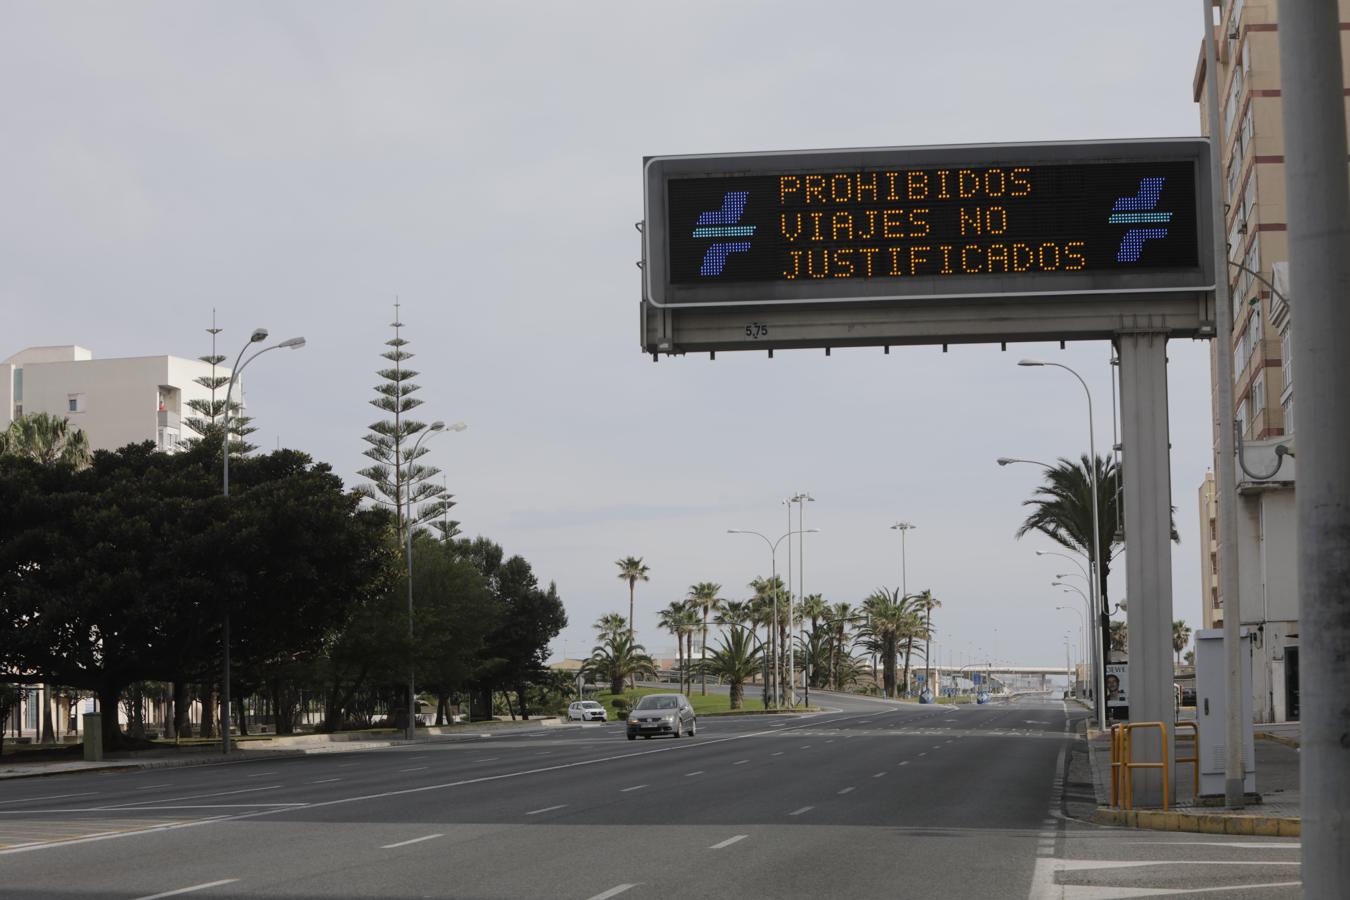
[643,138,1214,310]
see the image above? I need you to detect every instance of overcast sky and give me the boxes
[1,1,1216,670]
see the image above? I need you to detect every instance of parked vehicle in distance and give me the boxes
[567,700,608,722]
[625,693,696,740]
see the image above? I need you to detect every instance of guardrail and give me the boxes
[1174,720,1199,798]
[1109,720,1172,811]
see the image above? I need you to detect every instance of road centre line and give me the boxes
[837,787,855,795]
[709,834,749,849]
[380,833,444,849]
[310,778,341,784]
[41,784,286,813]
[399,766,428,772]
[525,804,567,816]
[789,806,814,816]
[771,751,783,756]
[620,784,648,792]
[897,761,909,766]
[733,759,749,766]
[584,885,637,900]
[132,879,240,900]
[0,711,875,856]
[873,772,886,778]
[0,792,99,806]
[245,772,276,778]
[135,785,171,791]
[684,771,703,777]
[474,757,500,762]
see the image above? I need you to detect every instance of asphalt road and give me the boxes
[0,694,1300,899]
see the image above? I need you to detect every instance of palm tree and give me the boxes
[859,588,916,698]
[1,412,91,467]
[715,599,752,628]
[688,582,723,695]
[1016,454,1123,607]
[798,594,828,688]
[585,632,656,696]
[1173,620,1192,667]
[1109,620,1128,654]
[750,575,789,704]
[657,601,688,691]
[825,602,856,690]
[700,627,763,710]
[677,605,701,694]
[911,589,941,692]
[615,556,650,642]
[594,612,628,644]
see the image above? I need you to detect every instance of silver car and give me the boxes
[625,693,696,739]
[567,700,607,722]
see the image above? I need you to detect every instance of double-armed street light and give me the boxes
[727,527,819,707]
[220,328,306,754]
[403,421,466,740]
[1017,358,1106,731]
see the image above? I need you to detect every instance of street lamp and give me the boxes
[220,329,305,754]
[1018,358,1106,731]
[1056,605,1086,697]
[889,522,916,596]
[996,457,1054,470]
[403,420,466,741]
[788,493,814,707]
[728,527,820,707]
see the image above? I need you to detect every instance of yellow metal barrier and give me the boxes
[1109,724,1124,807]
[1174,720,1199,799]
[1120,720,1171,811]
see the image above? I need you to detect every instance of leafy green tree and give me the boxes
[700,627,762,709]
[0,684,20,755]
[585,632,656,696]
[357,305,450,547]
[1110,620,1128,653]
[688,582,723,695]
[715,600,752,628]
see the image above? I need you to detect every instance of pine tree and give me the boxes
[357,302,450,543]
[181,313,257,454]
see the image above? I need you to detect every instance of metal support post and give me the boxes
[1199,0,1245,810]
[1117,331,1176,808]
[1279,0,1350,890]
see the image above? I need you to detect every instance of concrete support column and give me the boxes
[1118,330,1176,808]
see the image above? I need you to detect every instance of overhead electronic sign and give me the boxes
[642,140,1212,310]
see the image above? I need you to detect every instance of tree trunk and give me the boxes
[172,680,192,738]
[236,695,249,737]
[730,680,743,710]
[610,674,624,696]
[199,687,216,739]
[517,686,529,721]
[40,685,55,744]
[701,616,709,695]
[97,684,123,750]
[435,693,448,726]
[901,637,914,697]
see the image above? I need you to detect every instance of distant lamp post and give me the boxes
[220,329,305,754]
[404,420,466,741]
[728,527,819,707]
[996,457,1054,470]
[1017,358,1105,732]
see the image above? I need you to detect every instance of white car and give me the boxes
[567,700,608,722]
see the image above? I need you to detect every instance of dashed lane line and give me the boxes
[837,787,855,795]
[789,806,814,816]
[525,804,567,816]
[0,792,100,806]
[132,879,239,900]
[399,766,428,773]
[710,834,749,849]
[684,771,704,777]
[619,785,648,793]
[584,884,638,900]
[380,833,443,849]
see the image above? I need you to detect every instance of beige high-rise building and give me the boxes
[1198,471,1220,630]
[1192,0,1326,723]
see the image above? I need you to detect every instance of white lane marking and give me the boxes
[79,804,305,810]
[684,771,704,777]
[733,759,749,766]
[474,757,500,762]
[837,786,855,795]
[310,778,341,784]
[1058,859,1300,872]
[0,792,100,806]
[620,784,648,792]
[709,834,749,850]
[408,755,428,760]
[917,752,927,757]
[525,804,567,816]
[771,751,784,757]
[245,772,276,778]
[135,785,171,791]
[800,745,812,749]
[399,766,428,772]
[825,739,835,744]
[337,763,359,768]
[872,772,886,778]
[789,806,814,816]
[132,880,240,900]
[585,885,638,900]
[380,833,444,849]
[932,745,942,749]
[897,761,909,767]
[1127,841,1300,849]
[65,785,285,812]
[0,711,877,856]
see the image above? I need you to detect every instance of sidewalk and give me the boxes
[1083,722,1302,835]
[0,716,570,780]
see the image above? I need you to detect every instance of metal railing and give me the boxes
[1109,720,1172,811]
[1174,720,1199,799]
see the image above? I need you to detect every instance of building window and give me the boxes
[1283,394,1294,436]
[67,394,85,414]
[1281,330,1293,392]
[1252,375,1265,416]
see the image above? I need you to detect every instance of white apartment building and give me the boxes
[2,345,229,453]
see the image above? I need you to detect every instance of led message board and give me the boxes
[642,140,1213,310]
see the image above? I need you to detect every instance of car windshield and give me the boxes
[636,696,679,710]
[581,702,601,708]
